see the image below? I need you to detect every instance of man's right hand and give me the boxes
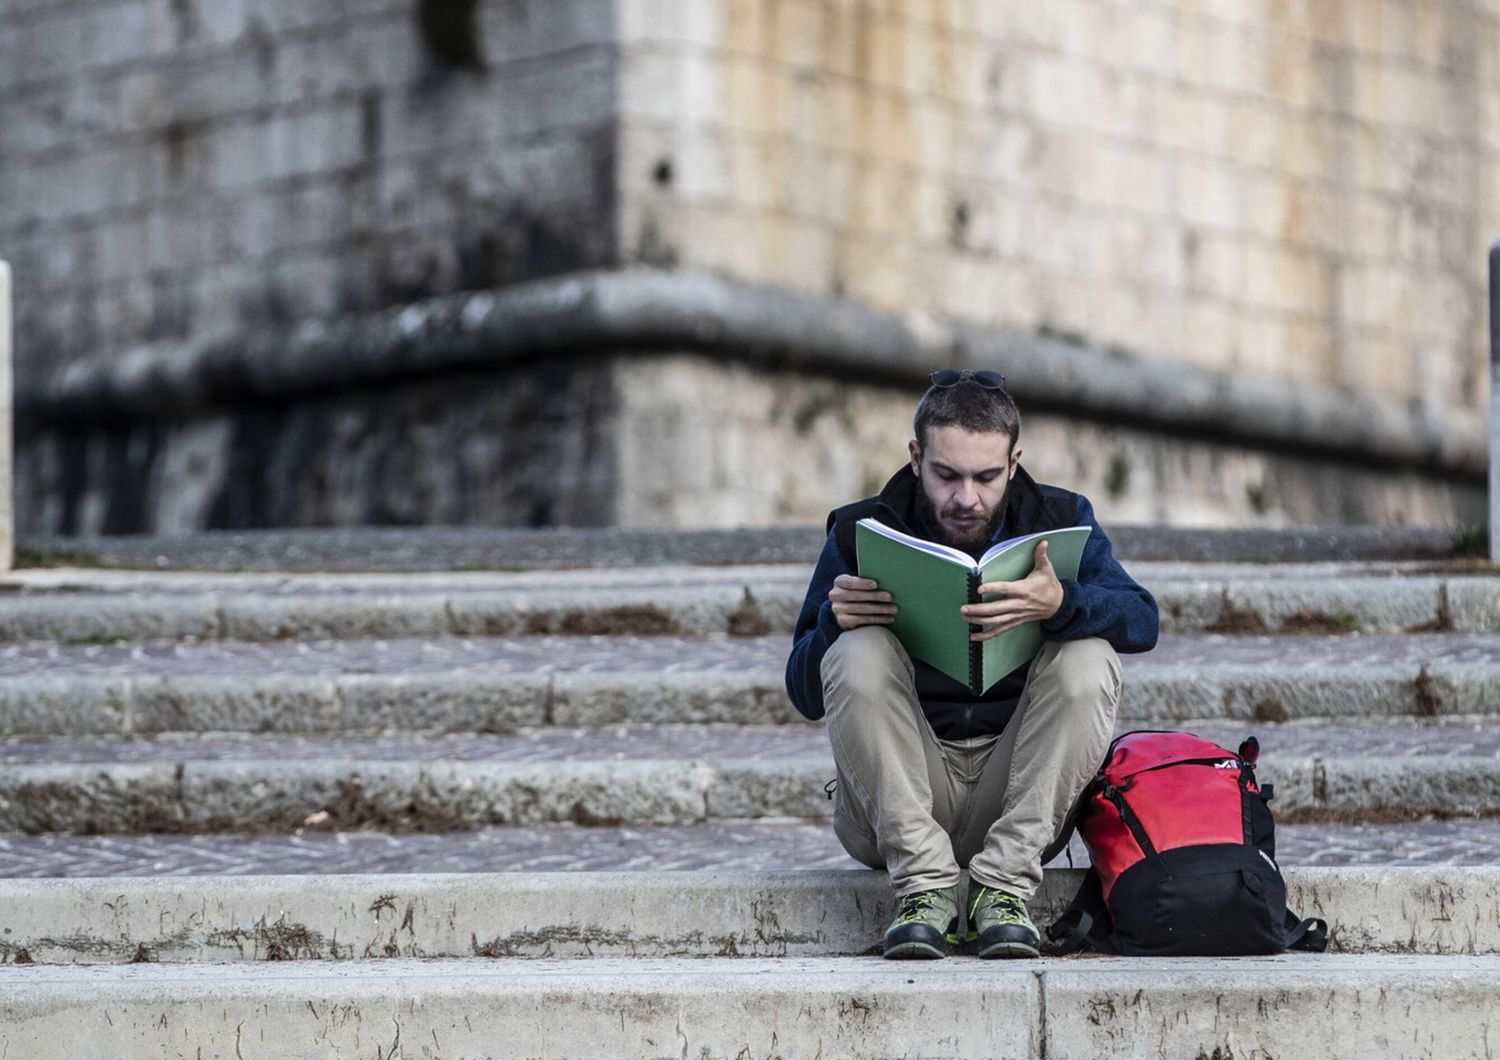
[828,574,898,630]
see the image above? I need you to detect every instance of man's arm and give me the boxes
[784,533,849,720]
[1039,493,1159,653]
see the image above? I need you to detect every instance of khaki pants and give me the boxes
[822,626,1121,900]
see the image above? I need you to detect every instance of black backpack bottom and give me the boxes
[1048,846,1328,957]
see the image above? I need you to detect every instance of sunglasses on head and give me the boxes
[929,369,1006,390]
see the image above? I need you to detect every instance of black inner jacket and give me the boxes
[826,463,1077,741]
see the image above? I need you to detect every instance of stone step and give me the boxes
[1,632,1495,736]
[1,562,1496,642]
[4,719,1500,832]
[3,818,1495,878]
[1,954,1495,1059]
[1,867,1494,965]
[19,523,1469,572]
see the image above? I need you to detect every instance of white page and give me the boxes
[856,518,975,569]
[977,525,1092,568]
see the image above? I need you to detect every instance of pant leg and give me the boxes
[821,626,963,896]
[958,637,1122,900]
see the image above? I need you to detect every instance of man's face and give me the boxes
[909,426,1020,550]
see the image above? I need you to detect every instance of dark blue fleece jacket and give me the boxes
[785,483,1158,725]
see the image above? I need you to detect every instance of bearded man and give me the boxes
[784,369,1159,959]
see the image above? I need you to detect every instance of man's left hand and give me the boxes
[961,539,1065,642]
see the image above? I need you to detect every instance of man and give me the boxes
[785,369,1159,959]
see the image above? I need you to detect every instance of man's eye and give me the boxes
[978,474,998,484]
[937,472,957,482]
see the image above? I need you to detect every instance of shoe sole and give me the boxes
[883,941,949,960]
[976,939,1040,959]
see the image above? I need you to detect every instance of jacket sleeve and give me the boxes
[783,530,851,721]
[1039,493,1159,653]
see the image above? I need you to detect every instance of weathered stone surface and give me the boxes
[3,955,1498,1059]
[14,523,1476,573]
[0,957,1039,1059]
[5,734,1500,834]
[2,565,1499,643]
[1,867,1496,965]
[1042,956,1500,1059]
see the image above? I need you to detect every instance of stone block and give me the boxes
[1043,956,1500,1059]
[0,958,1040,1059]
[0,260,9,572]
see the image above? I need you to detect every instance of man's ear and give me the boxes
[1009,444,1023,480]
[908,439,921,474]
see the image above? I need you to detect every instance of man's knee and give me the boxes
[821,626,913,709]
[1040,637,1122,709]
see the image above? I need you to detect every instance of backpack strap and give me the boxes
[1045,869,1114,955]
[1284,909,1329,952]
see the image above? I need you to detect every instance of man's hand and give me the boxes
[828,574,898,631]
[961,540,1064,642]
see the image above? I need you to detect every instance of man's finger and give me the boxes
[976,581,1020,597]
[829,588,893,604]
[838,603,899,615]
[834,574,881,591]
[971,619,1025,641]
[1034,540,1054,568]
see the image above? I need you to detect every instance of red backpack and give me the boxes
[1046,730,1327,956]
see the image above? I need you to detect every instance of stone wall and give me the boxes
[2,0,1495,533]
[0,0,618,379]
[615,0,1499,420]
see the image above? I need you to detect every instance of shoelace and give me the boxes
[893,891,943,925]
[971,886,1029,926]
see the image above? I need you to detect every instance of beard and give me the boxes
[916,483,1007,553]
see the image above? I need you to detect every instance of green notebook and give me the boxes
[855,519,1091,693]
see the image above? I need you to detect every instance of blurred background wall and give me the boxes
[1,0,1495,532]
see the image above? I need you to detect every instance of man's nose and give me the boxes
[955,481,980,509]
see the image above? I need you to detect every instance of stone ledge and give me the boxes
[16,522,1479,571]
[0,867,1495,964]
[16,267,1487,478]
[1,954,1497,1059]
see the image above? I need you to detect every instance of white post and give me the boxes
[0,260,11,572]
[1491,241,1500,564]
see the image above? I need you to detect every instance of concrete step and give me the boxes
[1,954,1495,1059]
[20,523,1471,572]
[1,632,1496,737]
[4,719,1500,833]
[7,817,1494,878]
[1,867,1495,965]
[1,562,1496,642]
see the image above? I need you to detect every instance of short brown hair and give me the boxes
[913,379,1021,449]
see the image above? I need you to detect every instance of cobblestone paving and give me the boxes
[4,719,1500,765]
[2,819,1497,877]
[0,632,1495,679]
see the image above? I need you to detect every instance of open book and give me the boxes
[855,519,1092,693]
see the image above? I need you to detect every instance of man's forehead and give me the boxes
[918,426,1014,468]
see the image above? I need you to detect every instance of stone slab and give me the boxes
[4,736,1500,832]
[2,955,1497,1060]
[14,523,1475,573]
[1040,955,1500,1059]
[0,564,1496,643]
[1,632,1497,737]
[0,866,1496,966]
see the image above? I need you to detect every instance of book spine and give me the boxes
[966,570,982,695]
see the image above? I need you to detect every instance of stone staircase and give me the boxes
[1,547,1498,1058]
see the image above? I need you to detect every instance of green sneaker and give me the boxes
[883,887,960,959]
[968,884,1040,959]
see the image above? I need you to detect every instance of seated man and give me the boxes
[785,369,1159,959]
